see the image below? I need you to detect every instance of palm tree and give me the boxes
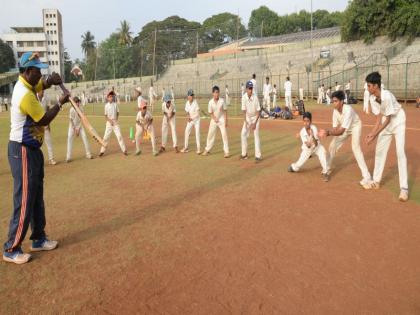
[117,20,132,46]
[81,31,96,57]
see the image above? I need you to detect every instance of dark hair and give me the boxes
[252,74,256,79]
[331,90,345,101]
[266,76,269,80]
[302,111,312,121]
[365,71,381,87]
[286,76,290,80]
[212,85,220,92]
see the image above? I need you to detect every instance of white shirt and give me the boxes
[136,110,153,126]
[241,94,261,123]
[149,86,157,98]
[284,80,292,96]
[241,85,245,95]
[369,90,401,117]
[332,104,360,131]
[70,106,82,128]
[272,87,277,95]
[185,100,200,121]
[225,88,229,96]
[250,79,257,95]
[300,125,320,150]
[208,98,227,122]
[137,95,145,109]
[263,83,272,98]
[345,83,351,90]
[104,102,119,121]
[162,102,176,116]
[335,85,341,91]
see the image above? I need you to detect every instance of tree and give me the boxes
[81,31,96,57]
[63,49,73,83]
[117,20,133,46]
[248,6,279,37]
[0,39,15,72]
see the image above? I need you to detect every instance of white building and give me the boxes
[0,9,64,79]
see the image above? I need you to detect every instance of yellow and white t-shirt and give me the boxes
[9,76,45,148]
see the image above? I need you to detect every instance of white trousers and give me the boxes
[184,119,200,151]
[328,121,371,180]
[363,90,370,114]
[373,109,408,190]
[326,95,331,105]
[135,124,156,153]
[44,128,54,160]
[317,94,322,104]
[100,122,126,153]
[285,94,292,108]
[292,144,328,174]
[205,119,229,154]
[263,96,271,111]
[66,125,91,160]
[149,97,155,113]
[272,95,277,108]
[241,119,261,158]
[162,117,177,148]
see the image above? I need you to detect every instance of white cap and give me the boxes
[135,86,142,93]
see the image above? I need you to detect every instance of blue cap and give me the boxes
[187,89,194,96]
[19,52,48,69]
[163,93,172,103]
[246,80,253,88]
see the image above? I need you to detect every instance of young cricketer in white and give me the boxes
[284,76,292,109]
[66,96,92,162]
[149,84,157,112]
[240,81,262,162]
[37,90,56,165]
[160,94,179,153]
[135,99,158,156]
[288,112,329,182]
[181,89,201,154]
[263,77,272,111]
[272,84,277,108]
[135,87,144,110]
[319,90,373,188]
[99,91,127,156]
[364,72,409,202]
[202,86,230,158]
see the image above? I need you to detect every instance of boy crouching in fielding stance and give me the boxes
[99,91,127,156]
[66,97,93,162]
[202,86,230,158]
[318,90,373,188]
[289,112,329,181]
[135,99,158,156]
[160,94,179,153]
[181,89,201,154]
[240,80,262,162]
[365,72,409,202]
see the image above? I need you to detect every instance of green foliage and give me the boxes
[0,39,15,72]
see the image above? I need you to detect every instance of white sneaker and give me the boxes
[360,178,374,190]
[196,150,202,155]
[30,238,58,252]
[49,159,57,165]
[3,249,31,265]
[399,190,409,202]
[180,148,189,153]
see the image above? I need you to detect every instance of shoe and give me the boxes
[174,146,180,153]
[135,150,142,156]
[99,152,104,157]
[30,238,58,252]
[153,151,159,157]
[359,178,374,190]
[201,151,210,156]
[123,151,128,156]
[65,159,71,163]
[255,157,262,163]
[3,248,31,265]
[240,154,248,160]
[288,165,295,173]
[49,159,57,165]
[196,150,202,155]
[86,155,93,159]
[180,148,188,153]
[399,189,409,202]
[322,173,330,182]
[224,153,230,158]
[371,182,380,189]
[159,147,166,153]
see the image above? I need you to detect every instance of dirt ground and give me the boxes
[0,101,419,314]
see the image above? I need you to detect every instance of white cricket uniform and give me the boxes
[184,100,201,151]
[40,96,54,161]
[335,85,341,91]
[284,80,292,108]
[204,98,229,154]
[328,104,371,181]
[263,83,272,111]
[326,89,331,105]
[363,82,370,114]
[149,86,157,111]
[171,89,175,103]
[161,102,177,148]
[272,87,277,108]
[251,79,257,96]
[291,125,328,174]
[317,87,323,104]
[225,88,230,106]
[135,110,156,153]
[241,94,261,158]
[137,95,145,110]
[100,102,126,153]
[241,85,245,97]
[369,90,407,190]
[66,106,91,160]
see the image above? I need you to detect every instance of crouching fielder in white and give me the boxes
[160,94,179,153]
[289,112,329,182]
[181,89,201,154]
[135,100,158,156]
[99,91,127,156]
[319,90,373,188]
[365,71,408,202]
[202,85,230,158]
[241,80,262,161]
[66,96,92,162]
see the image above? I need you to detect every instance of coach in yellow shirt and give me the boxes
[3,52,69,264]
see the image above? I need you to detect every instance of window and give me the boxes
[55,41,57,44]
[46,14,48,19]
[37,41,44,47]
[16,41,24,47]
[54,30,57,34]
[25,41,34,47]
[53,14,56,18]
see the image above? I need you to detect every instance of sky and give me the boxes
[0,0,349,60]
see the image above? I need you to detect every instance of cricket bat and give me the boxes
[59,84,107,147]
